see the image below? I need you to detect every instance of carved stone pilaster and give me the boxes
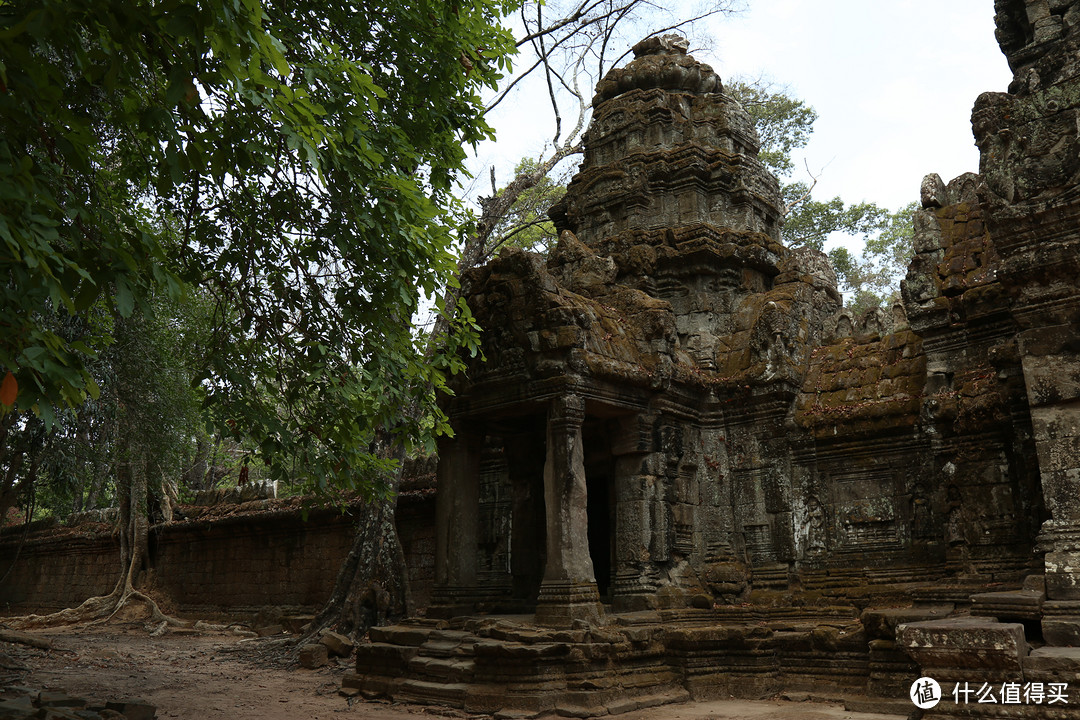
[431,424,482,614]
[535,394,603,627]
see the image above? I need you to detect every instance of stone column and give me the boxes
[534,394,603,627]
[431,423,482,615]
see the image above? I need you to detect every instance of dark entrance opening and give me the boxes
[505,415,547,609]
[583,419,614,601]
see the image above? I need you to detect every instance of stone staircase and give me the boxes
[350,617,697,717]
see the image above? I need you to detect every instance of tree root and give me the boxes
[4,586,189,632]
[0,629,54,650]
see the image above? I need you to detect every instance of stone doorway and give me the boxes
[583,418,615,603]
[505,417,547,609]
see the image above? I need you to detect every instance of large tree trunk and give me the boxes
[305,443,411,642]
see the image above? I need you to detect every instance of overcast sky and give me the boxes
[468,0,1014,248]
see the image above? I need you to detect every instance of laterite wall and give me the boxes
[0,494,435,616]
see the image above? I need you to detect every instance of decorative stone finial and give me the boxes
[592,34,721,105]
[632,34,689,57]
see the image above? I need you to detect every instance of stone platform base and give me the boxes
[352,608,877,718]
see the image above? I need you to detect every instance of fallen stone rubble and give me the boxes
[0,686,155,720]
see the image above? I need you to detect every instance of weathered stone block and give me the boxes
[36,710,84,720]
[0,697,36,720]
[320,630,354,657]
[1042,599,1080,645]
[1044,548,1080,600]
[921,173,949,209]
[1024,647,1080,686]
[896,617,1028,681]
[36,693,86,709]
[299,642,329,669]
[368,625,432,646]
[970,588,1045,622]
[104,700,156,720]
[280,614,316,634]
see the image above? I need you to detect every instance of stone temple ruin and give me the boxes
[353,4,1080,718]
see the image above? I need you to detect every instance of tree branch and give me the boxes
[784,160,820,216]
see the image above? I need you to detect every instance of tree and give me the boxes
[1,0,518,627]
[827,202,920,312]
[727,80,917,310]
[484,157,567,258]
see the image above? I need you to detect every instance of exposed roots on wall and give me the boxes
[4,579,188,632]
[5,452,188,634]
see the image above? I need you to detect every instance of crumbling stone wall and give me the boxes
[148,508,357,613]
[0,531,117,610]
[0,493,436,616]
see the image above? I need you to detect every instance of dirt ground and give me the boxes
[0,623,909,720]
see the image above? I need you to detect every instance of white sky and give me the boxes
[469,0,1014,244]
[702,0,1013,210]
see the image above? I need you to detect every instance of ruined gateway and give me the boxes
[354,3,1080,717]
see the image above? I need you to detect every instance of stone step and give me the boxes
[861,605,954,640]
[896,617,1028,678]
[604,688,691,715]
[368,624,434,647]
[354,641,420,674]
[396,678,469,707]
[971,589,1044,622]
[427,629,474,642]
[407,655,476,682]
[420,638,476,657]
[1024,647,1080,684]
[418,629,479,657]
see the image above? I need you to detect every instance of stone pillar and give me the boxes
[610,413,661,611]
[1025,336,1080,600]
[534,394,603,627]
[1024,332,1080,646]
[432,423,482,614]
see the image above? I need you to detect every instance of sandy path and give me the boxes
[1,624,906,720]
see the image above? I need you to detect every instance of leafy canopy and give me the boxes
[0,0,519,496]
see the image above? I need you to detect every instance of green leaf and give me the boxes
[115,278,134,317]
